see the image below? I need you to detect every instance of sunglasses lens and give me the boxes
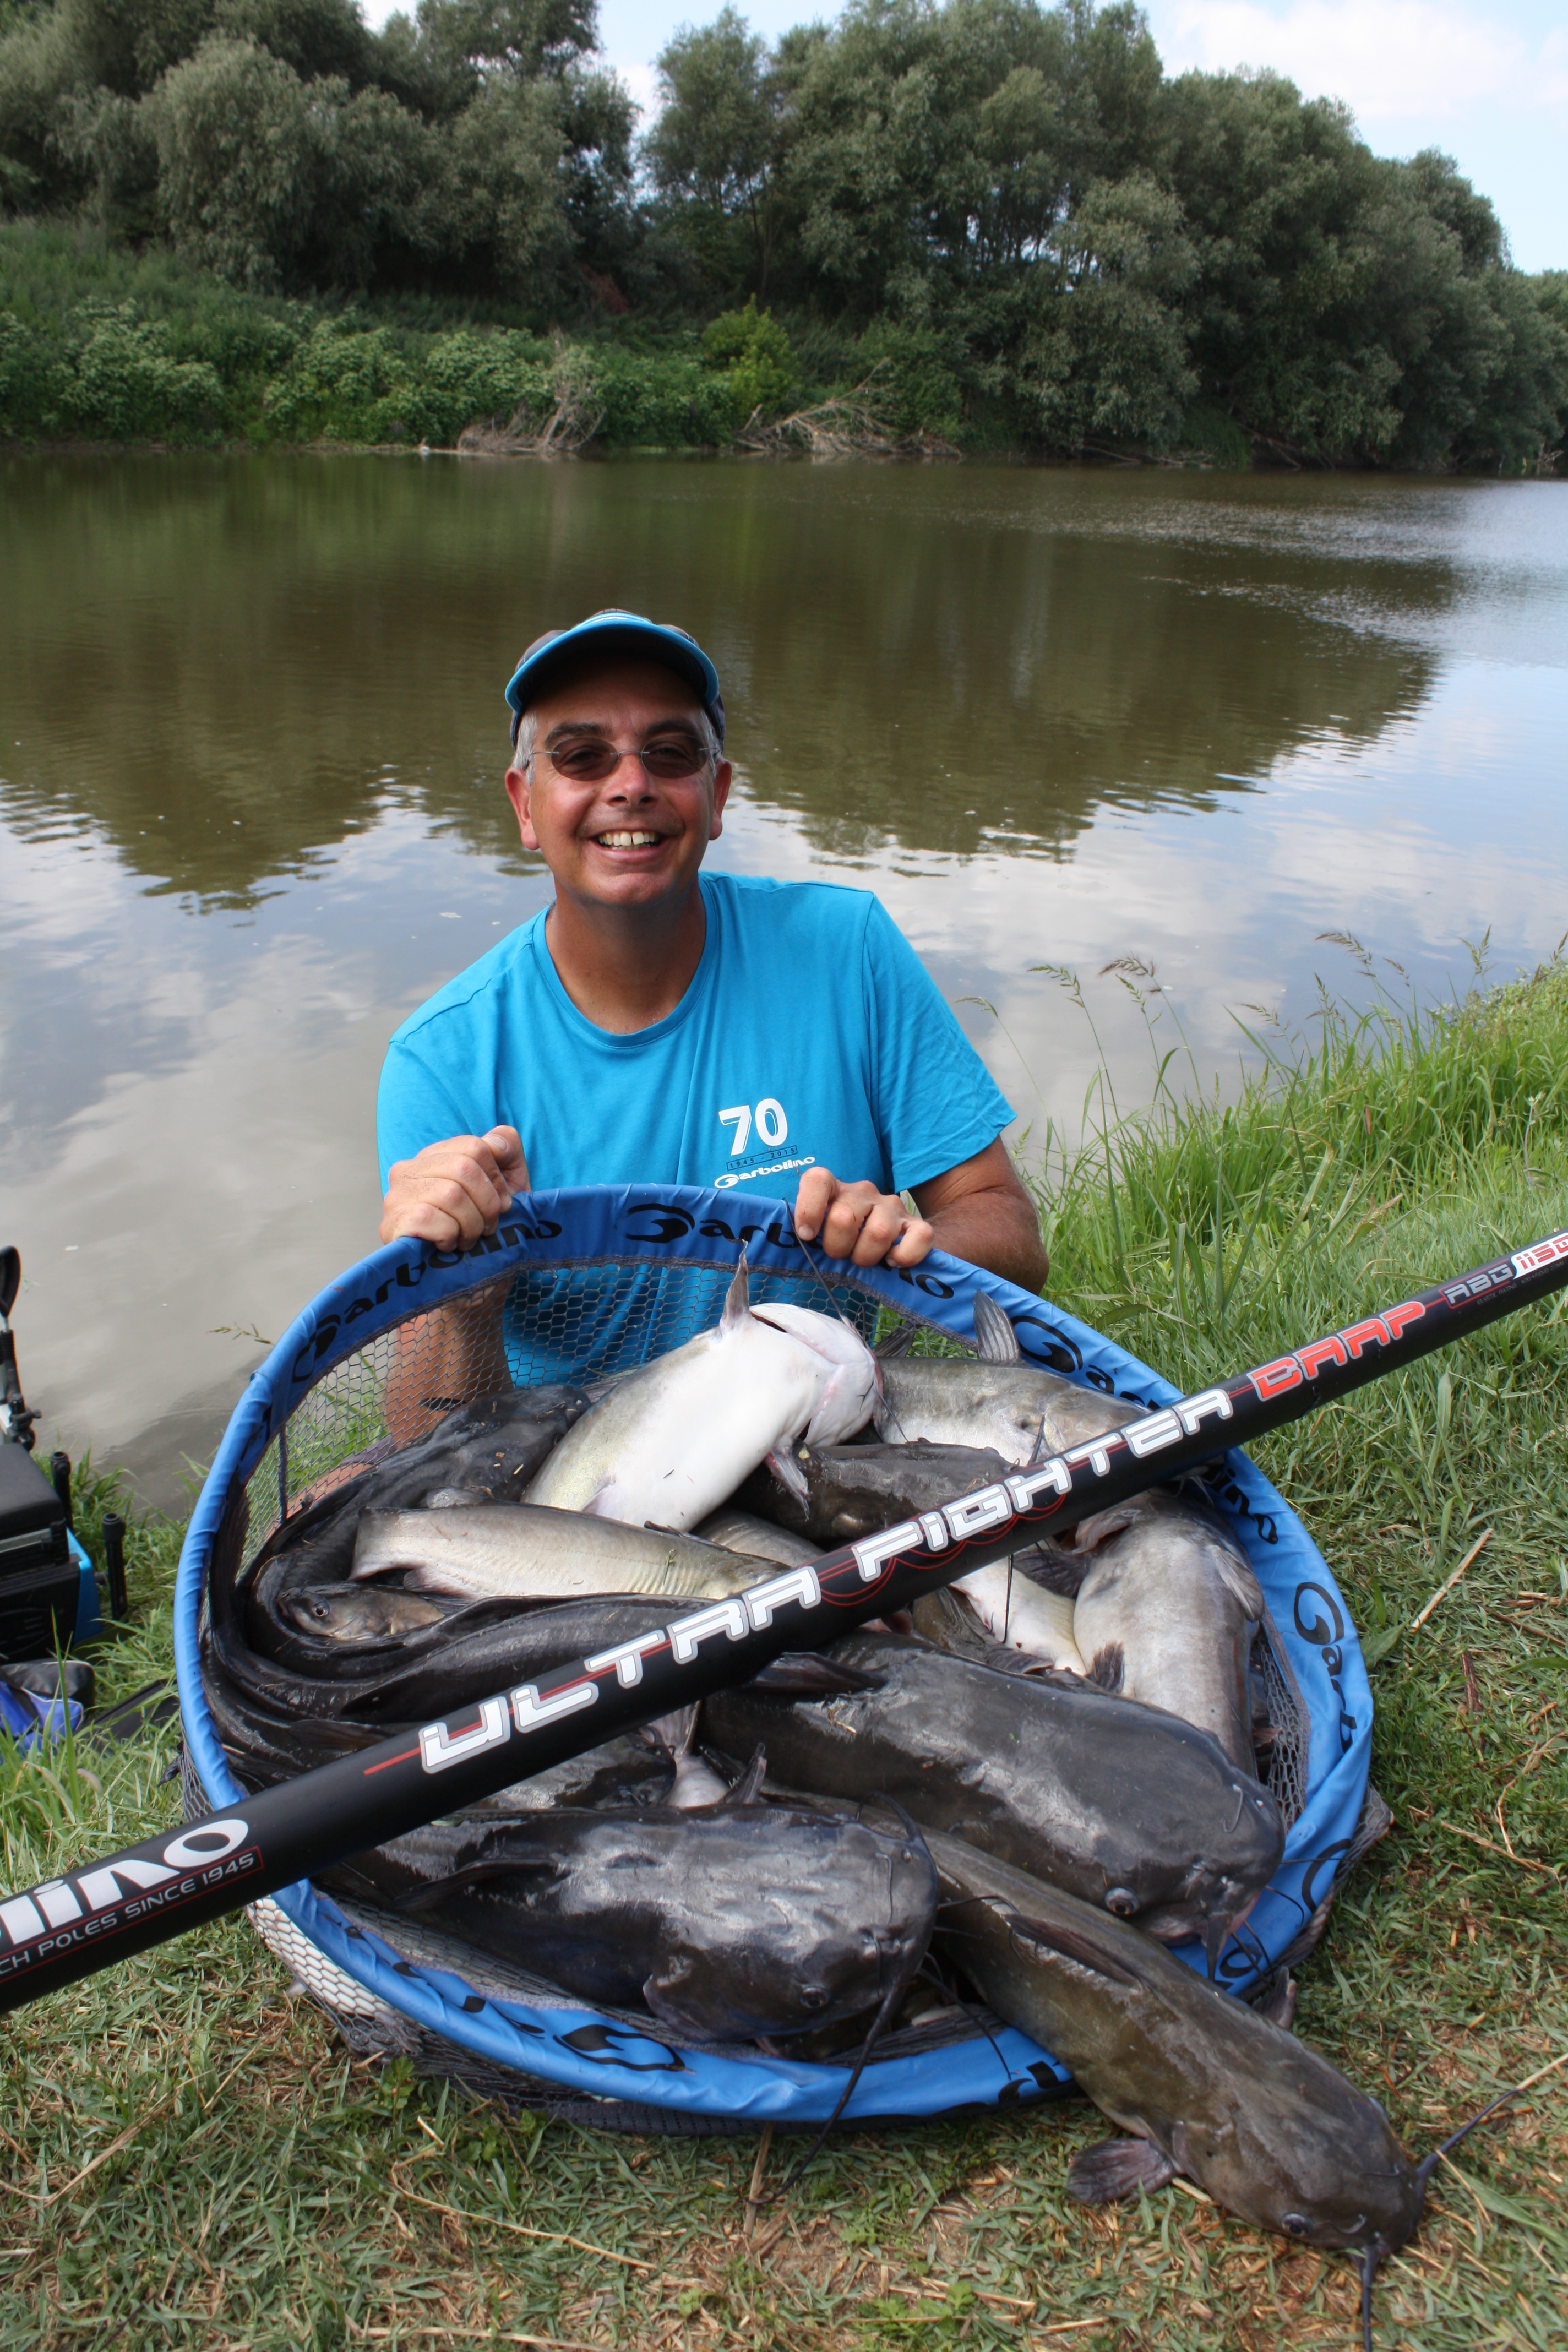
[640,742,705,778]
[551,743,619,781]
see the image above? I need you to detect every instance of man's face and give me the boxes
[505,657,731,914]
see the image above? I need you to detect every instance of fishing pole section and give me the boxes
[1,1222,1564,2016]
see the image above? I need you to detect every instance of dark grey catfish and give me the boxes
[323,1801,938,2044]
[199,1629,700,1813]
[739,1441,1085,1668]
[244,1384,594,1645]
[735,1439,1016,1546]
[704,1632,1282,1962]
[928,1832,1425,2259]
[1069,1488,1266,1771]
[211,1592,684,1724]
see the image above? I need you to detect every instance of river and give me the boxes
[3,453,1564,1506]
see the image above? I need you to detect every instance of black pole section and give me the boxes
[50,1452,73,1532]
[102,1515,128,1623]
[0,1224,1564,2015]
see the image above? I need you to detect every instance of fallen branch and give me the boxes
[395,2185,652,2268]
[1412,1528,1493,1630]
[735,377,959,461]
[458,335,603,459]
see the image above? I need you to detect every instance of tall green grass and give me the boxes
[1026,942,1568,1547]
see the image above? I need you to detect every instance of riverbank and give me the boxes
[3,957,1565,2344]
[3,224,1560,471]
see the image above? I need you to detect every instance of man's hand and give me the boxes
[795,1144,1047,1291]
[794,1169,934,1267]
[380,1128,530,1248]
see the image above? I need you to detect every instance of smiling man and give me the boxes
[377,612,1045,1316]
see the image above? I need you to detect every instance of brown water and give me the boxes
[3,454,1565,1504]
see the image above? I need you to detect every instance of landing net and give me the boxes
[176,1184,1371,2130]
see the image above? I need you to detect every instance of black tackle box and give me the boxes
[0,1443,79,1662]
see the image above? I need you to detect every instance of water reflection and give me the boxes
[1,455,1446,897]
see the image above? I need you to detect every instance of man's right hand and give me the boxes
[379,1128,530,1248]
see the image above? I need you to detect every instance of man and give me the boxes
[378,612,1046,1337]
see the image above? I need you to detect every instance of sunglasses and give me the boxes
[545,736,710,783]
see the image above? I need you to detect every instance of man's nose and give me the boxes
[603,754,658,791]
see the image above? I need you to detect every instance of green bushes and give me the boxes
[259,317,553,444]
[850,317,967,441]
[67,298,225,435]
[702,294,795,421]
[0,233,775,446]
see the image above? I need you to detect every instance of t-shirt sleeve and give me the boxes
[859,898,1016,1193]
[376,1028,478,1193]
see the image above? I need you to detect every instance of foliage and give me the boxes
[645,4,791,298]
[594,337,739,446]
[701,291,795,421]
[1022,167,1198,448]
[1,0,1565,461]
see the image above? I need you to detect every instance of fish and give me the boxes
[945,1561,1085,1673]
[912,1576,1083,1675]
[738,1435,1087,1667]
[525,1256,879,1531]
[322,1796,938,2045]
[693,1507,824,1567]
[925,1831,1425,2259]
[875,1292,1142,1465]
[349,1504,767,1603]
[210,1561,872,1733]
[276,1586,456,1642]
[643,1704,731,1809]
[1068,1489,1266,1771]
[703,1631,1283,1963]
[736,1438,1016,1545]
[199,1622,703,1814]
[742,1300,883,1448]
[244,1382,595,1638]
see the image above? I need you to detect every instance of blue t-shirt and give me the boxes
[377,875,1013,1204]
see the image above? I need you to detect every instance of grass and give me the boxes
[1,951,1566,2347]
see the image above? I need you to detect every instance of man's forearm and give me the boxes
[383,1289,511,1442]
[924,1185,1048,1294]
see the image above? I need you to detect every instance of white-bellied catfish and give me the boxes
[526,1257,879,1529]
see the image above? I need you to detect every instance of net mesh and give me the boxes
[240,1257,876,1577]
[197,1242,1314,2115]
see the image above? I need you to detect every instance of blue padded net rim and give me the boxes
[175,1183,1371,2120]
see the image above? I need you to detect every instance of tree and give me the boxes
[144,34,333,286]
[1022,167,1196,447]
[646,7,791,297]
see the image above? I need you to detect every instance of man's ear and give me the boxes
[505,764,540,851]
[709,760,733,840]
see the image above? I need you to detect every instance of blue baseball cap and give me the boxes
[505,610,725,750]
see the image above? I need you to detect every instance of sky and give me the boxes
[364,0,1568,273]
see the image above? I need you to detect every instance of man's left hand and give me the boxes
[794,1169,933,1266]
